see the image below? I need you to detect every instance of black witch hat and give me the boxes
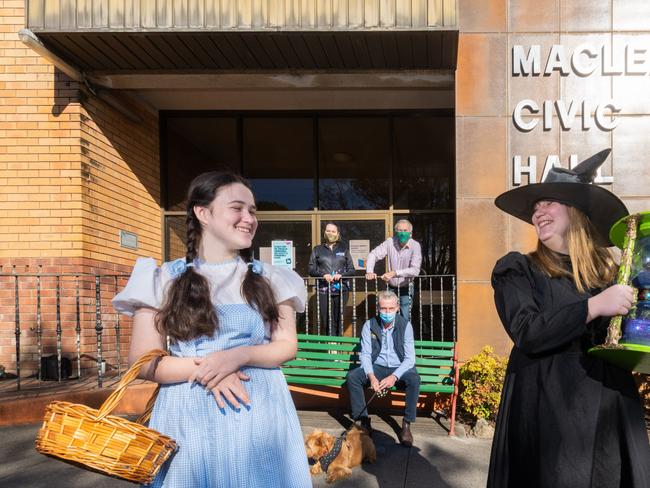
[495,149,628,246]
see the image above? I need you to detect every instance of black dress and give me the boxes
[488,252,650,488]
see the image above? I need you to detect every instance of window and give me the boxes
[318,118,390,210]
[243,117,315,211]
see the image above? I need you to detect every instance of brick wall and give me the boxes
[0,0,162,377]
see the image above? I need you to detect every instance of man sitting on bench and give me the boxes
[346,290,421,447]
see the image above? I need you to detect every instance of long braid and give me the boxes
[185,208,200,264]
[240,248,280,330]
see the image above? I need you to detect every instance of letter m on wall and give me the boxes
[512,45,541,76]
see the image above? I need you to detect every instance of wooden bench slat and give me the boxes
[297,334,360,343]
[296,351,358,361]
[415,357,454,367]
[284,376,346,387]
[414,349,453,357]
[285,361,452,377]
[296,344,357,350]
[282,368,350,378]
[296,343,453,358]
[420,384,455,394]
[284,375,455,393]
[284,359,357,369]
[414,340,455,348]
[294,352,453,367]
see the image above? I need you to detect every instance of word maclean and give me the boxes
[509,43,641,184]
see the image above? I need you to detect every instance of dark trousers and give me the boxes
[346,364,421,423]
[317,291,348,336]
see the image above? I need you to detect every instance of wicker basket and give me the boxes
[35,349,177,484]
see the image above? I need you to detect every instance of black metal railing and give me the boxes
[300,275,456,341]
[0,272,455,392]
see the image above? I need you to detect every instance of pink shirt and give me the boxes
[366,237,422,287]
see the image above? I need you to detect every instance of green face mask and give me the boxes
[396,231,411,244]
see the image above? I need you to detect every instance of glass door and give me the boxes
[252,213,313,278]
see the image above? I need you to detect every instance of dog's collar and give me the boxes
[318,433,346,473]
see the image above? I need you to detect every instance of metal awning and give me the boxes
[34,30,458,72]
[27,0,456,32]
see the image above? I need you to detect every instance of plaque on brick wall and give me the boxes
[119,230,138,250]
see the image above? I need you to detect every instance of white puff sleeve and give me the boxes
[266,266,307,313]
[112,257,164,316]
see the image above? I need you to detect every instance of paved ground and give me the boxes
[0,411,491,488]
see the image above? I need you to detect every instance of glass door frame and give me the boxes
[257,210,392,254]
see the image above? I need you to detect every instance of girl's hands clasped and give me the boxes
[189,348,246,389]
[588,284,636,321]
[209,371,251,410]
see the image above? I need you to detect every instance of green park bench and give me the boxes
[282,333,459,436]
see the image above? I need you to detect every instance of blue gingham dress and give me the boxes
[113,257,312,488]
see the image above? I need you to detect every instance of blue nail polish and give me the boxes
[219,407,226,415]
[244,404,251,411]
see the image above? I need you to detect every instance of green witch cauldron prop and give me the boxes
[589,212,650,373]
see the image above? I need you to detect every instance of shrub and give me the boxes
[459,346,508,422]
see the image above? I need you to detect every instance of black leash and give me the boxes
[318,387,388,473]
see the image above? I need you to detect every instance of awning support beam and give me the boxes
[18,28,144,124]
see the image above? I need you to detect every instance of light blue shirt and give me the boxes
[359,319,416,380]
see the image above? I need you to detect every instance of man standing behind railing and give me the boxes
[365,219,422,319]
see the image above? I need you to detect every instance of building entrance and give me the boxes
[163,110,456,277]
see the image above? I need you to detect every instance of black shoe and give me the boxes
[399,419,413,447]
[358,416,372,434]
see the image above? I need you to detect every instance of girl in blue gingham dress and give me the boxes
[112,172,311,488]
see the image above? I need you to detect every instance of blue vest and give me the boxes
[369,314,407,364]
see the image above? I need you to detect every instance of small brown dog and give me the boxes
[304,426,376,483]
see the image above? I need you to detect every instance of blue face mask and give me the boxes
[379,311,396,324]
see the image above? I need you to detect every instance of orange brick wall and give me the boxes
[0,1,162,376]
[79,94,161,266]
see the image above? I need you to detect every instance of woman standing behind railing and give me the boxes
[308,222,355,336]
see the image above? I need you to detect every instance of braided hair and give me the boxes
[156,172,279,342]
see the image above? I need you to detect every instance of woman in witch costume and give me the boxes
[488,149,650,488]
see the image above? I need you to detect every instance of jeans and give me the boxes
[317,291,348,336]
[346,364,421,423]
[389,285,412,320]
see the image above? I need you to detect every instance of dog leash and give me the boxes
[318,387,388,473]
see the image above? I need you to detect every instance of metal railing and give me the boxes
[0,272,455,392]
[300,275,456,341]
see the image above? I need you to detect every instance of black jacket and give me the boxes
[308,241,355,292]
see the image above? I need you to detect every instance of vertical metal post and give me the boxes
[374,278,379,314]
[339,288,344,336]
[408,281,413,323]
[14,273,21,391]
[95,275,103,388]
[327,286,332,336]
[304,279,309,334]
[429,276,434,340]
[452,276,457,342]
[114,276,121,378]
[316,280,321,336]
[418,277,423,341]
[364,279,369,321]
[440,276,445,342]
[36,274,42,382]
[75,276,81,379]
[352,278,357,336]
[56,275,62,381]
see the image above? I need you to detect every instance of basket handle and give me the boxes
[96,349,168,421]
